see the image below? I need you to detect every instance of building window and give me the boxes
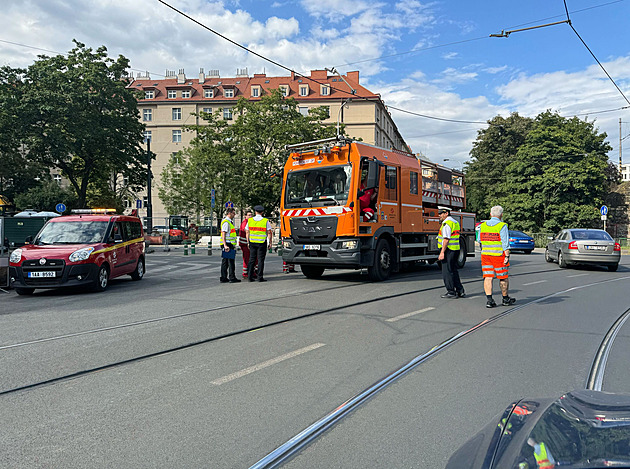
[145,90,154,99]
[143,109,152,121]
[53,174,62,186]
[202,107,212,116]
[143,196,149,208]
[124,198,131,209]
[224,89,234,98]
[299,85,309,96]
[204,89,214,98]
[410,171,418,195]
[298,106,309,116]
[251,87,260,98]
[167,90,176,99]
[172,130,182,143]
[123,176,129,186]
[322,106,330,118]
[321,85,330,96]
[143,130,152,143]
[279,85,289,97]
[223,108,233,120]
[171,152,183,166]
[182,90,191,98]
[172,108,182,120]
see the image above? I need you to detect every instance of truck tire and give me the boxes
[368,238,392,281]
[456,243,467,269]
[301,265,325,279]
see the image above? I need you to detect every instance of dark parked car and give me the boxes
[545,228,620,271]
[447,390,630,469]
[508,230,534,254]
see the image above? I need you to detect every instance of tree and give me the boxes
[466,111,613,232]
[18,40,146,208]
[14,180,78,212]
[159,90,339,225]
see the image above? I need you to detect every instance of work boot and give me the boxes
[457,289,466,298]
[486,298,497,308]
[502,296,516,306]
[229,278,241,283]
[441,292,457,299]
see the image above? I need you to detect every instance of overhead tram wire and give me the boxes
[156,0,496,127]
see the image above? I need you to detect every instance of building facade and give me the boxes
[128,68,410,219]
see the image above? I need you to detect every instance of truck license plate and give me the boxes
[28,271,55,278]
[303,245,320,250]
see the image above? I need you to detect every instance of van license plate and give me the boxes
[303,245,320,250]
[28,271,55,278]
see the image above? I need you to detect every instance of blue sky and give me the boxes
[1,0,629,167]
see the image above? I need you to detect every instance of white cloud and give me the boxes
[442,52,459,60]
[299,0,376,21]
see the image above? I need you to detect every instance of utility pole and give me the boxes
[620,118,623,172]
[146,140,153,234]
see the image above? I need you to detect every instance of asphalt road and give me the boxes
[1,249,629,468]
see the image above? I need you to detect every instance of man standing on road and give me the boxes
[479,205,515,308]
[246,205,272,282]
[220,208,241,283]
[437,206,465,299]
[239,209,254,279]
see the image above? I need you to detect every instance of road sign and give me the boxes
[225,201,234,209]
[136,199,142,209]
[600,205,608,216]
[211,189,216,209]
[55,203,66,213]
[601,215,607,221]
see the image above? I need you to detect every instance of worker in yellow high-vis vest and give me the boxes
[437,206,465,298]
[479,205,516,308]
[220,207,240,283]
[245,205,272,282]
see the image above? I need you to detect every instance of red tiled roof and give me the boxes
[130,70,379,103]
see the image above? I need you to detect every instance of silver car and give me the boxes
[545,228,620,271]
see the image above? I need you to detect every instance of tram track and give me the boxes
[0,268,624,398]
[249,275,630,469]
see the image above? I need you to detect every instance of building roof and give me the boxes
[129,69,379,103]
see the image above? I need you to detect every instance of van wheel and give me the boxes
[608,264,618,272]
[301,265,325,279]
[456,243,467,269]
[15,287,35,295]
[131,257,145,280]
[93,265,109,292]
[368,239,392,281]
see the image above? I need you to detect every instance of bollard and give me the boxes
[207,240,212,256]
[191,241,196,255]
[184,240,188,256]
[277,246,283,256]
[283,261,289,274]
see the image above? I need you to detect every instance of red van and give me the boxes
[9,211,145,295]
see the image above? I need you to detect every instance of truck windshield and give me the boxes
[285,165,352,207]
[35,221,109,245]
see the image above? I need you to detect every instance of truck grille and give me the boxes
[290,216,338,244]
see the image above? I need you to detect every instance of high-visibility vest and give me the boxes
[479,221,507,256]
[438,218,460,250]
[248,217,269,243]
[534,442,555,469]
[220,218,237,246]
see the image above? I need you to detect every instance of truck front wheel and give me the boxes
[456,242,467,269]
[301,265,325,279]
[368,239,392,281]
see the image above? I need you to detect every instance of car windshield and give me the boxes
[509,231,529,238]
[570,230,613,241]
[35,221,109,245]
[285,165,352,207]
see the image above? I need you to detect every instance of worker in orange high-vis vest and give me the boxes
[246,205,272,282]
[437,206,465,299]
[479,205,515,308]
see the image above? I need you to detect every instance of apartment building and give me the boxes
[128,68,410,219]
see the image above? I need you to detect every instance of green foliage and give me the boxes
[159,90,338,223]
[11,40,146,208]
[14,180,78,212]
[465,111,613,232]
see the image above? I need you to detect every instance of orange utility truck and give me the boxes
[280,137,475,280]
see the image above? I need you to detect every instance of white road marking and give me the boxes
[386,307,435,323]
[522,280,547,286]
[211,343,326,386]
[567,273,589,278]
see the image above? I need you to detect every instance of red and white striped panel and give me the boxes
[422,191,437,197]
[282,206,353,217]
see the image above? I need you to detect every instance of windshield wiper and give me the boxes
[288,198,312,207]
[318,198,339,206]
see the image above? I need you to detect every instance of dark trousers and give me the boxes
[441,248,463,294]
[220,244,237,280]
[248,242,267,280]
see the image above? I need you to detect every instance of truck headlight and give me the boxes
[69,247,95,262]
[340,240,358,249]
[9,248,23,264]
[283,240,292,250]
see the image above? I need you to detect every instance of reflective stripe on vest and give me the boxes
[220,218,237,246]
[480,221,506,256]
[248,217,268,243]
[534,442,554,469]
[437,218,460,250]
